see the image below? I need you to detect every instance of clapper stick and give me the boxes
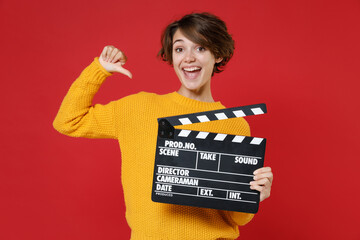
[152,103,267,213]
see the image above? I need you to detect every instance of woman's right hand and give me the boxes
[99,45,132,79]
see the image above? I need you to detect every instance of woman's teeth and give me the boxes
[183,67,201,72]
[182,67,201,80]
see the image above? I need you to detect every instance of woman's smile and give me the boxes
[182,65,202,80]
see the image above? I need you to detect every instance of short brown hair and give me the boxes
[158,12,234,74]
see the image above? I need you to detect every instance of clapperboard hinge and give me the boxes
[158,119,175,139]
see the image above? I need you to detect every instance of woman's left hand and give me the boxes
[250,167,273,202]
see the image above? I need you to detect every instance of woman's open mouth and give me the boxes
[182,67,202,80]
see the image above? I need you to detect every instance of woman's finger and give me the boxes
[114,65,133,79]
[254,172,273,183]
[100,46,109,61]
[253,167,272,175]
[250,184,263,192]
[109,48,119,63]
[250,178,270,187]
[114,51,127,64]
[106,46,114,61]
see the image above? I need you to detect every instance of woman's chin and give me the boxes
[181,83,202,92]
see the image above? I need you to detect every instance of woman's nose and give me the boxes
[184,50,195,63]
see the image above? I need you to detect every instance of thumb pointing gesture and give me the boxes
[99,46,133,79]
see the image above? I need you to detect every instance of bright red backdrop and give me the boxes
[1,0,359,239]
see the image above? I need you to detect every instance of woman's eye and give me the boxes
[175,48,183,53]
[197,46,205,52]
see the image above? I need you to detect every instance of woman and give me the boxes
[54,12,273,240]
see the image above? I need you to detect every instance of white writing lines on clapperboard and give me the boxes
[157,164,254,177]
[156,165,256,203]
[159,145,262,161]
[156,168,252,185]
[155,164,258,204]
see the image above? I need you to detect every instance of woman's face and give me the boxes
[172,29,221,93]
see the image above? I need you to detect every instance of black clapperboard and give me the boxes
[151,104,267,213]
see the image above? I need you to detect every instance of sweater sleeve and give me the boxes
[53,57,118,139]
[228,211,255,226]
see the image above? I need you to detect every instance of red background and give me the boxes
[1,0,359,239]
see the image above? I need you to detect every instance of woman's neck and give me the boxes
[177,80,215,102]
[177,85,215,102]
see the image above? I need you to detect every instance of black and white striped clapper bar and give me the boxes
[151,103,267,213]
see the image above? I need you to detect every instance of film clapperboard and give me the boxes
[151,103,267,213]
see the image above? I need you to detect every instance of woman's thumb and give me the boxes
[115,65,133,79]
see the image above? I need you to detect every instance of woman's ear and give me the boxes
[215,58,223,64]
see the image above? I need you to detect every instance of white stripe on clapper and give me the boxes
[251,107,264,115]
[215,112,228,120]
[214,133,227,141]
[233,110,246,117]
[197,115,210,122]
[178,130,191,137]
[179,117,192,125]
[250,137,263,145]
[232,135,245,143]
[196,132,209,139]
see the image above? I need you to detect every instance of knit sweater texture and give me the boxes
[53,57,255,240]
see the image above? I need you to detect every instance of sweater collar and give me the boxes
[167,92,224,110]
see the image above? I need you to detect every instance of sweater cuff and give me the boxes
[78,57,113,86]
[93,57,113,77]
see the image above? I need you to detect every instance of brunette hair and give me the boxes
[158,12,234,74]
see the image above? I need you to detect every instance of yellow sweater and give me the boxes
[53,58,254,240]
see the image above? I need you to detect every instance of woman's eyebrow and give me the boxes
[173,39,184,45]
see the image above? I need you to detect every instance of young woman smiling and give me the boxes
[54,12,273,240]
[171,29,222,102]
